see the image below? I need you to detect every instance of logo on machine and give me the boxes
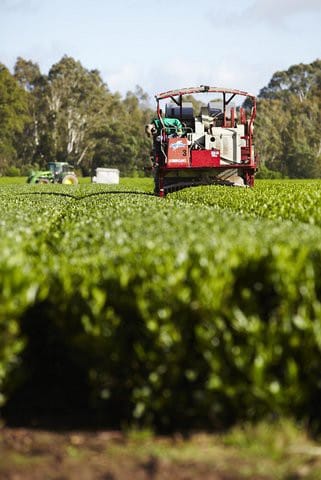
[211,149,219,157]
[170,140,186,150]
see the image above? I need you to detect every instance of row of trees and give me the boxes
[0,56,320,177]
[0,56,153,176]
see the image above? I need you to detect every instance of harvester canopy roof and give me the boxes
[155,85,256,101]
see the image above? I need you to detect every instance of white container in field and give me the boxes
[92,168,120,184]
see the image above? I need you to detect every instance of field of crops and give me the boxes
[1,178,321,431]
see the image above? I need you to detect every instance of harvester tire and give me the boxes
[37,178,50,184]
[62,174,78,185]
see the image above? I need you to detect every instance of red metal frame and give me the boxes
[152,85,257,196]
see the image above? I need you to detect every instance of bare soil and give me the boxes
[0,426,320,480]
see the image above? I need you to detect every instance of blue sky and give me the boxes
[1,0,321,100]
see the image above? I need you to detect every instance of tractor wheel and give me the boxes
[37,178,50,184]
[62,174,78,185]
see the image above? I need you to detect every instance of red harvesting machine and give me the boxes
[146,85,257,196]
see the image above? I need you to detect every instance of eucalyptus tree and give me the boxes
[259,59,321,102]
[255,98,289,176]
[0,63,30,173]
[14,57,47,169]
[90,84,153,174]
[256,59,321,178]
[42,56,115,170]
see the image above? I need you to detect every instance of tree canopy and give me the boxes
[256,59,321,178]
[0,63,30,171]
[0,56,153,176]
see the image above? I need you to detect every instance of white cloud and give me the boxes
[105,57,265,100]
[151,58,262,95]
[246,0,321,24]
[207,0,321,29]
[0,0,38,10]
[104,64,143,95]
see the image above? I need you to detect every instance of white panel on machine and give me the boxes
[187,132,205,148]
[207,126,245,163]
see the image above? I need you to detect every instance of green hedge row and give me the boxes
[1,181,321,430]
[172,180,321,225]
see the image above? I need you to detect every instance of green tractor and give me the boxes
[27,162,78,185]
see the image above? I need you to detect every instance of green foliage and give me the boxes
[1,57,152,176]
[255,165,283,179]
[256,59,321,178]
[3,166,21,177]
[1,180,321,431]
[259,59,321,101]
[0,63,30,170]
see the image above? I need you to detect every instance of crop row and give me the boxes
[1,180,321,430]
[171,179,321,226]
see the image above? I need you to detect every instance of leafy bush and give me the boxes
[4,166,21,177]
[1,180,321,431]
[255,165,284,179]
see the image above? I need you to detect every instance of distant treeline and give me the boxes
[0,56,320,177]
[0,56,153,176]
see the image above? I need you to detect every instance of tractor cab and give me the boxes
[47,162,71,176]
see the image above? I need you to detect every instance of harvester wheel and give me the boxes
[37,178,50,184]
[62,174,78,185]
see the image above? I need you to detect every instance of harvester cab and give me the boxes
[146,85,257,196]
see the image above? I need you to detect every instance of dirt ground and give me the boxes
[0,428,269,480]
[0,426,320,480]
